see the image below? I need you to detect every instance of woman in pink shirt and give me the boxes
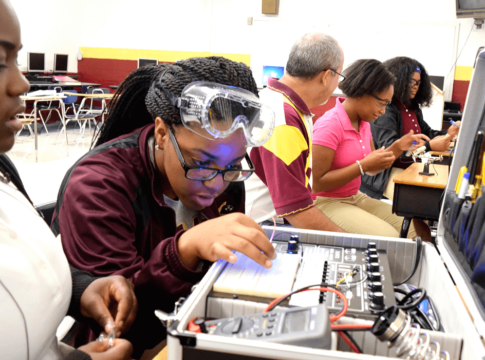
[312,59,430,238]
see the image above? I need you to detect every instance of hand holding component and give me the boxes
[447,120,461,138]
[360,147,395,173]
[78,338,133,360]
[178,213,277,269]
[429,134,452,152]
[405,141,417,157]
[80,276,138,338]
[398,130,430,152]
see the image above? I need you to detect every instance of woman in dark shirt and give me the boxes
[361,56,460,200]
[52,58,277,355]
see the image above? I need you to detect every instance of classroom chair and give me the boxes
[36,85,63,135]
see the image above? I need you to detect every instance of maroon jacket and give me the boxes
[51,123,245,353]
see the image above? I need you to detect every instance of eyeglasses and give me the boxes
[329,69,346,82]
[371,94,392,109]
[410,79,421,87]
[168,128,255,182]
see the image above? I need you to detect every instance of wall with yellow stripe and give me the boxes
[77,47,252,91]
[453,65,473,109]
[79,47,251,65]
[78,46,472,110]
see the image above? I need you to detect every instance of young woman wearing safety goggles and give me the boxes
[50,57,277,355]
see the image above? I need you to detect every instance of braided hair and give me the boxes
[94,57,259,147]
[383,57,433,110]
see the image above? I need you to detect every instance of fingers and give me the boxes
[78,340,109,353]
[229,236,274,268]
[414,134,430,141]
[230,214,276,259]
[105,339,133,360]
[232,213,267,236]
[110,277,138,336]
[87,293,116,335]
[210,242,238,263]
[221,226,276,268]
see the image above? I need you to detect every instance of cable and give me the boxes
[338,331,361,354]
[394,287,441,332]
[342,273,368,288]
[394,287,427,310]
[393,236,422,286]
[427,294,441,331]
[446,22,475,80]
[336,271,354,289]
[264,285,348,322]
[343,331,363,353]
[331,324,373,331]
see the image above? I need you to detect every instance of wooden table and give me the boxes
[28,82,101,88]
[62,92,114,99]
[20,95,68,162]
[393,162,449,237]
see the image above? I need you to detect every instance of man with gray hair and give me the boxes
[246,32,345,232]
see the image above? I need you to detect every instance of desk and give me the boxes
[63,92,114,99]
[28,82,101,88]
[20,95,67,162]
[393,162,449,237]
[109,85,119,90]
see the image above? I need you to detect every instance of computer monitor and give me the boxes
[262,66,285,85]
[138,58,158,68]
[429,75,445,91]
[28,52,45,73]
[54,54,68,73]
[456,0,485,18]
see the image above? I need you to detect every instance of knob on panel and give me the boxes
[369,292,385,310]
[367,262,380,272]
[368,272,382,282]
[367,248,378,256]
[367,254,379,263]
[368,281,383,292]
[368,242,377,250]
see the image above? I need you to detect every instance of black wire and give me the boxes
[393,236,422,286]
[266,283,336,312]
[342,331,363,353]
[412,310,432,330]
[331,327,370,332]
[415,308,434,330]
[394,287,442,332]
[395,288,427,310]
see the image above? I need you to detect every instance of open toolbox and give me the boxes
[161,51,485,359]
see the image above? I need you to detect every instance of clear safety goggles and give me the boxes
[163,81,275,147]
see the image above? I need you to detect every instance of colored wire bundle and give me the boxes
[264,285,348,322]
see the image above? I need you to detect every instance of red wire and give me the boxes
[264,287,348,322]
[331,324,373,330]
[338,331,361,354]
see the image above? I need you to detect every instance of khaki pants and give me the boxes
[383,167,405,201]
[314,191,416,239]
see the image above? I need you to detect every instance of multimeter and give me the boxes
[202,304,332,349]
